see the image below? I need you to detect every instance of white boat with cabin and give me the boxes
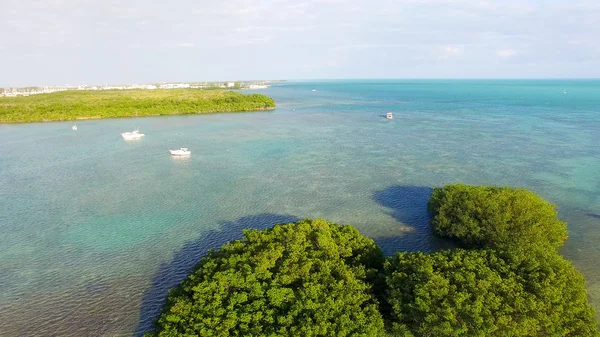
[169,148,191,156]
[121,129,145,140]
[386,112,394,119]
[72,125,77,131]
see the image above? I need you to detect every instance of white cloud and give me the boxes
[567,39,588,45]
[438,45,462,60]
[128,42,196,49]
[2,0,600,84]
[446,46,461,54]
[497,49,517,57]
[330,43,405,51]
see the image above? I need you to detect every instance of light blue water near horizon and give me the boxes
[0,80,599,336]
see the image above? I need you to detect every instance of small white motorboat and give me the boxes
[72,125,77,131]
[121,129,145,140]
[386,112,394,120]
[169,148,191,156]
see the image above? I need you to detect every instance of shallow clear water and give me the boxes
[0,80,599,336]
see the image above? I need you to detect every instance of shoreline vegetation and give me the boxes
[0,80,284,97]
[0,89,276,123]
[146,184,599,337]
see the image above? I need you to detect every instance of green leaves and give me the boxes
[0,89,276,123]
[428,184,567,255]
[147,219,386,337]
[146,186,599,336]
[383,249,599,336]
[398,184,599,336]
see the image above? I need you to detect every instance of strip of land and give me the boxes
[0,89,276,123]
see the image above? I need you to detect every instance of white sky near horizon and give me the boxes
[0,0,599,86]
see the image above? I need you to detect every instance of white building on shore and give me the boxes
[159,83,190,89]
[1,80,274,97]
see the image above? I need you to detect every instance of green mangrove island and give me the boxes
[146,184,599,337]
[0,89,275,123]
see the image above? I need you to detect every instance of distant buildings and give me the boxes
[0,81,273,97]
[0,86,71,97]
[158,83,189,89]
[245,84,269,89]
[77,84,157,90]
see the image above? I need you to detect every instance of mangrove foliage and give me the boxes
[0,89,275,123]
[146,185,599,337]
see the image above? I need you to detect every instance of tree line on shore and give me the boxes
[0,89,275,123]
[146,184,599,336]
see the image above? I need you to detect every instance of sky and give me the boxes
[1,0,599,86]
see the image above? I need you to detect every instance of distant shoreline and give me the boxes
[0,89,276,123]
[0,80,283,98]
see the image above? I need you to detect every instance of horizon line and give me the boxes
[2,77,600,89]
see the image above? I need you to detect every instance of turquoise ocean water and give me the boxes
[0,80,599,335]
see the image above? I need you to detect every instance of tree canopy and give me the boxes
[385,249,598,337]
[428,184,567,253]
[0,89,275,123]
[146,219,386,337]
[146,185,599,337]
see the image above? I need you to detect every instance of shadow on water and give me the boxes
[135,213,300,336]
[586,213,600,220]
[135,188,457,335]
[372,185,454,256]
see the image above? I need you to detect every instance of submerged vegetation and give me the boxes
[146,185,599,337]
[0,89,275,123]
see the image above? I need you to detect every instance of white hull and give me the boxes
[121,130,144,140]
[121,134,145,140]
[169,148,191,156]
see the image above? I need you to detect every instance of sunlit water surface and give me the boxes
[1,80,599,335]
